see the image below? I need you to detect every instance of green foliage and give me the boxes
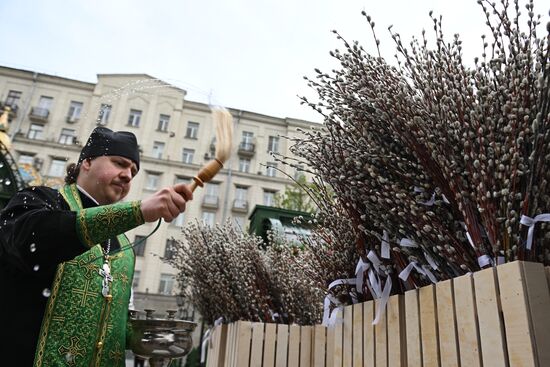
[273,174,317,213]
[183,347,200,367]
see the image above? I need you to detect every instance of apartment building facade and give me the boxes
[0,65,315,316]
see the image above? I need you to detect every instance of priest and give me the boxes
[0,127,193,366]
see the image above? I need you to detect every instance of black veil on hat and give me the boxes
[78,127,140,171]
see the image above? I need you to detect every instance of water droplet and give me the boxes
[29,243,36,252]
[5,179,11,186]
[42,288,51,297]
[33,264,40,271]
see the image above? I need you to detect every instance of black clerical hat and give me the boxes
[78,127,140,171]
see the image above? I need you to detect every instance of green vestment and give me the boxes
[33,184,143,367]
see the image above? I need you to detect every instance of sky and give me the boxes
[0,0,541,123]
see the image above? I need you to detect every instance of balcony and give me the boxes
[29,107,50,122]
[237,142,255,157]
[66,116,79,124]
[232,199,249,213]
[202,195,219,209]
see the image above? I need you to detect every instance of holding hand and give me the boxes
[140,183,193,222]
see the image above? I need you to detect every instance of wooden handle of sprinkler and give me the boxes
[187,159,224,193]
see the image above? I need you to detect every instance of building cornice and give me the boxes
[0,66,95,91]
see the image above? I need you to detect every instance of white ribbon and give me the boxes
[424,252,439,270]
[520,214,550,250]
[327,306,344,326]
[367,250,382,271]
[398,261,437,284]
[465,231,475,248]
[372,275,392,325]
[400,238,418,248]
[200,317,224,363]
[477,254,493,268]
[200,328,212,363]
[355,258,370,294]
[322,278,356,326]
[368,268,382,298]
[381,230,391,259]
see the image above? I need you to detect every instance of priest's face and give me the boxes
[79,155,138,204]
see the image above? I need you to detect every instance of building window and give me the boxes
[158,273,174,295]
[37,96,53,115]
[5,90,21,107]
[158,114,170,132]
[263,190,277,206]
[97,104,111,125]
[145,172,161,190]
[203,183,219,206]
[128,109,142,127]
[174,176,190,185]
[202,211,215,226]
[134,235,147,256]
[238,158,250,173]
[233,216,245,229]
[133,270,140,289]
[48,159,66,177]
[58,128,76,145]
[171,213,185,227]
[234,186,248,209]
[164,239,177,260]
[266,162,277,177]
[67,101,83,121]
[186,121,199,139]
[152,141,165,159]
[267,136,279,153]
[182,148,194,164]
[242,131,253,144]
[18,153,34,165]
[28,124,44,140]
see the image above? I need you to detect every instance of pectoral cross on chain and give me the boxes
[99,263,113,298]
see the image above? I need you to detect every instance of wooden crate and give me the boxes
[206,261,550,367]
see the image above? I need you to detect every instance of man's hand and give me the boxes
[140,183,193,222]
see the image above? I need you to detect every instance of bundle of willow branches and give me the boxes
[166,221,324,325]
[283,0,549,293]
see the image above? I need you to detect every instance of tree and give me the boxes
[274,174,317,213]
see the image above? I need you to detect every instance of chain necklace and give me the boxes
[99,239,113,299]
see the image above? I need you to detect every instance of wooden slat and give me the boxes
[419,285,440,367]
[352,303,363,367]
[473,267,509,367]
[404,289,421,367]
[235,321,252,367]
[521,261,550,366]
[207,325,222,367]
[276,324,289,367]
[387,295,405,367]
[263,323,277,367]
[250,323,265,367]
[454,273,482,367]
[313,325,326,367]
[225,322,235,367]
[435,279,460,367]
[326,326,334,367]
[363,301,375,367]
[375,298,388,367]
[301,326,313,367]
[333,309,343,367]
[288,324,300,367]
[343,306,353,367]
[498,261,538,366]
